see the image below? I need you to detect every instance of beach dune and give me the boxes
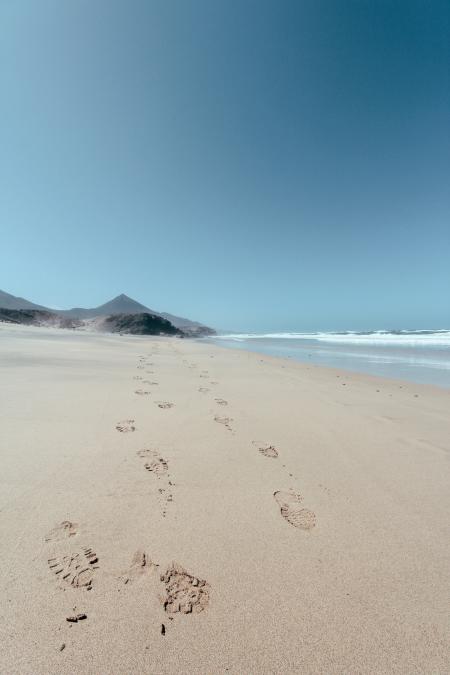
[0,324,449,674]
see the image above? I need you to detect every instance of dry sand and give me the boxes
[0,324,449,674]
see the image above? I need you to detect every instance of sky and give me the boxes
[1,0,449,331]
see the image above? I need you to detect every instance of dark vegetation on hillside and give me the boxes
[100,313,183,335]
[0,307,184,336]
[0,308,78,328]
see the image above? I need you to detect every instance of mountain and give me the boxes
[59,293,158,319]
[0,289,49,312]
[0,289,215,336]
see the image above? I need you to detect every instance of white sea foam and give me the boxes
[214,330,450,347]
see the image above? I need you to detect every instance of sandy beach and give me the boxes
[0,324,449,674]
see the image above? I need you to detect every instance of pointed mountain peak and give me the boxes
[113,293,132,301]
[93,294,156,315]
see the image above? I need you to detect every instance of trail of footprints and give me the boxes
[45,349,318,636]
[252,441,316,529]
[136,448,174,517]
[190,357,316,531]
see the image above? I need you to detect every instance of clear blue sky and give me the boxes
[1,0,449,331]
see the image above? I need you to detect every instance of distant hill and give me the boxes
[0,289,48,312]
[0,289,215,336]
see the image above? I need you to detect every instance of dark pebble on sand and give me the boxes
[66,613,87,623]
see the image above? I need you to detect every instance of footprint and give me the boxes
[47,547,99,590]
[45,520,78,542]
[273,490,316,530]
[160,562,210,615]
[133,376,143,381]
[155,402,174,409]
[135,389,151,396]
[214,415,233,431]
[121,550,158,584]
[253,441,278,459]
[137,450,173,515]
[210,381,219,385]
[116,420,135,432]
[137,449,169,476]
[214,398,228,406]
[198,387,210,393]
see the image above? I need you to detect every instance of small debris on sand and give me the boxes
[66,613,87,623]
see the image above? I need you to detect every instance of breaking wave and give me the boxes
[214,330,450,347]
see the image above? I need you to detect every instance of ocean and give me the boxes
[207,330,450,389]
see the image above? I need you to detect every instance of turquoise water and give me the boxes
[207,330,450,389]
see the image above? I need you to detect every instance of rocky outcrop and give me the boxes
[0,308,79,329]
[98,313,183,336]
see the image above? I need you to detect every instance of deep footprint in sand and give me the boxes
[252,441,278,458]
[135,389,151,396]
[47,547,99,590]
[45,520,78,542]
[121,550,158,584]
[155,401,174,409]
[214,398,228,406]
[273,490,316,530]
[160,562,210,615]
[116,420,136,432]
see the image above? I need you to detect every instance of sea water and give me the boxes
[207,330,450,389]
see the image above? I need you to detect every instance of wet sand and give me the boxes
[0,324,449,674]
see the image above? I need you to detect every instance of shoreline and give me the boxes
[205,334,450,390]
[1,325,449,673]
